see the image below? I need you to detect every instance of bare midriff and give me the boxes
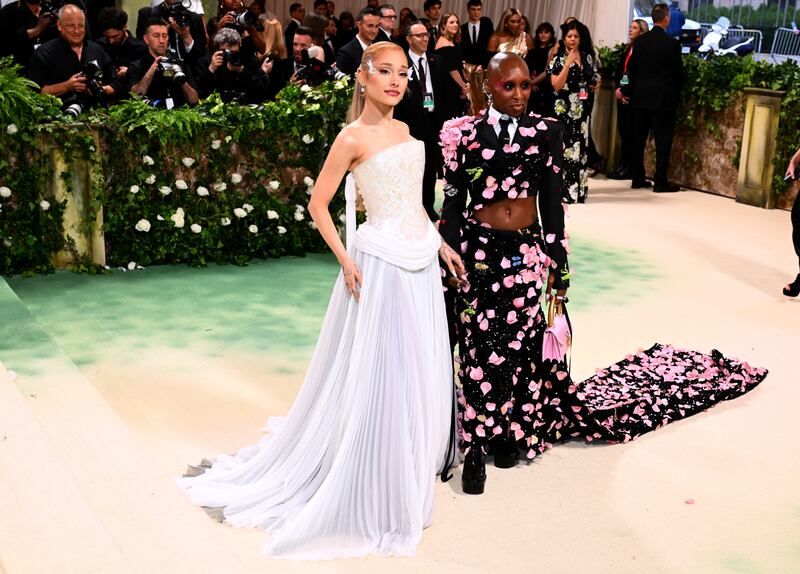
[473,197,537,231]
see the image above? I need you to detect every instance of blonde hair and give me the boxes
[346,42,406,124]
[259,18,288,60]
[633,18,649,35]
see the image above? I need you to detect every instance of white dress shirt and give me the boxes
[488,106,519,143]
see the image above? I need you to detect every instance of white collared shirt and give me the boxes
[357,35,370,51]
[469,20,480,42]
[488,106,518,143]
[408,49,433,95]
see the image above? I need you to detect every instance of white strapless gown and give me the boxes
[176,140,453,560]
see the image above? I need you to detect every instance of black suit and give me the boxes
[375,28,392,44]
[136,7,206,66]
[335,36,364,77]
[284,19,299,53]
[394,51,446,221]
[460,17,493,66]
[624,25,683,187]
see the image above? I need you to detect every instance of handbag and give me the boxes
[542,294,571,362]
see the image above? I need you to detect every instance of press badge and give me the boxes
[620,74,629,86]
[165,98,175,110]
[578,87,588,100]
[423,92,435,111]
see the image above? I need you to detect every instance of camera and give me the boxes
[295,49,347,87]
[222,48,242,68]
[158,50,187,85]
[62,99,85,118]
[82,60,105,97]
[156,0,192,29]
[229,10,263,32]
[39,0,64,19]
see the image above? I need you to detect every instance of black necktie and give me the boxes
[472,24,477,44]
[499,117,512,146]
[417,57,426,94]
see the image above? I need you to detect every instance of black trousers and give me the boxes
[631,108,676,186]
[792,189,800,271]
[422,135,440,221]
[616,102,633,171]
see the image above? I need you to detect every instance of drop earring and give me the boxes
[360,84,366,94]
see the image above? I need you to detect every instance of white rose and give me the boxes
[135,218,151,232]
[129,185,140,194]
[171,207,185,228]
[248,224,258,233]
[308,221,317,229]
[295,204,305,212]
[338,213,347,223]
[302,134,314,144]
[190,223,202,233]
[145,174,156,184]
[196,186,209,197]
[294,211,304,221]
[231,173,243,184]
[268,180,280,190]
[303,176,314,187]
[211,139,221,149]
[142,155,154,165]
[277,225,287,234]
[233,207,247,218]
[159,186,172,196]
[128,261,136,270]
[157,215,164,221]
[267,210,279,220]
[40,200,50,211]
[174,218,185,229]
[175,179,188,190]
[213,182,227,192]
[181,157,195,167]
[0,186,11,198]
[242,203,254,213]
[7,123,18,135]
[221,217,231,226]
[300,84,312,92]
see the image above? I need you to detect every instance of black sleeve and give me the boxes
[125,59,145,94]
[538,120,570,290]
[135,8,150,39]
[439,136,469,251]
[336,44,357,76]
[194,54,214,98]
[97,47,122,95]
[26,47,49,90]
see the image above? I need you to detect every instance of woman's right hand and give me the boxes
[785,162,797,179]
[340,257,363,303]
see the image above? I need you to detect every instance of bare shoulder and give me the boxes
[392,119,411,137]
[328,125,363,164]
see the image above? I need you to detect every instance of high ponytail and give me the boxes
[345,42,406,124]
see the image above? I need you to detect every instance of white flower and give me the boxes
[303,176,314,187]
[196,186,209,197]
[211,139,221,149]
[175,179,188,190]
[277,225,287,234]
[268,180,280,190]
[170,207,185,228]
[300,84,312,93]
[267,210,279,220]
[0,186,11,198]
[144,174,156,184]
[233,207,247,218]
[338,213,347,223]
[213,182,227,192]
[308,221,317,229]
[142,155,154,165]
[294,211,305,221]
[181,157,195,167]
[40,200,50,211]
[248,224,258,233]
[135,218,151,232]
[334,80,345,89]
[231,173,243,184]
[190,223,202,233]
[7,123,18,135]
[129,185,140,194]
[128,261,136,270]
[2,238,10,247]
[221,217,231,226]
[295,204,305,212]
[302,134,314,144]
[159,186,172,196]
[242,203,254,213]
[157,215,164,221]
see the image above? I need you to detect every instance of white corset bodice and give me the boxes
[351,140,440,270]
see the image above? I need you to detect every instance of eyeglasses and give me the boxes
[381,15,396,19]
[408,32,429,38]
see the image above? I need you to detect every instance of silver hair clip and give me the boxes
[365,59,377,75]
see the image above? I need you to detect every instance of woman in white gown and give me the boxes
[176,41,465,560]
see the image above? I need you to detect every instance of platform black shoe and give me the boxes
[492,435,520,469]
[783,273,800,297]
[461,448,486,495]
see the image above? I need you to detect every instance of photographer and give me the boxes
[207,0,264,60]
[0,0,62,67]
[128,19,199,107]
[96,7,146,80]
[136,0,205,66]
[195,27,270,103]
[27,4,119,115]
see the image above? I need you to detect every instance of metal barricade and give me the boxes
[769,27,800,62]
[698,24,762,54]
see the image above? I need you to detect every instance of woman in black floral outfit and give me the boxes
[548,20,597,203]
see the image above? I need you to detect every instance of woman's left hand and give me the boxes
[439,241,466,285]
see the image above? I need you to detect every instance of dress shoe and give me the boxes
[608,168,631,180]
[783,273,800,297]
[492,435,520,468]
[653,182,681,193]
[631,180,652,189]
[461,448,486,495]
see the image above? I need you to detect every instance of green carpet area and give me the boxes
[1,235,658,374]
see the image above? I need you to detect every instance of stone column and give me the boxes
[736,87,786,209]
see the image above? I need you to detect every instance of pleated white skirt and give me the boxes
[176,249,453,560]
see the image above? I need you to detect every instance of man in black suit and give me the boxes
[394,20,446,221]
[335,6,379,77]
[284,2,305,54]
[423,0,441,46]
[624,3,683,193]
[461,0,493,67]
[376,4,395,43]
[136,0,205,66]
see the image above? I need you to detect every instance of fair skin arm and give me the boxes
[42,73,87,96]
[131,57,162,95]
[785,146,800,178]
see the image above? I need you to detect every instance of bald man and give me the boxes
[28,4,120,111]
[439,53,575,495]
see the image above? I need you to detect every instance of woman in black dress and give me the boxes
[434,12,469,121]
[526,21,556,116]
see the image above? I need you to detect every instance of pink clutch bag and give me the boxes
[542,295,571,362]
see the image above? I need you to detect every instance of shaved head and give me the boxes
[486,52,528,83]
[485,52,531,118]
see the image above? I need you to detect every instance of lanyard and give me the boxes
[623,45,633,74]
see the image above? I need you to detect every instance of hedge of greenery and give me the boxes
[599,46,800,198]
[0,57,352,276]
